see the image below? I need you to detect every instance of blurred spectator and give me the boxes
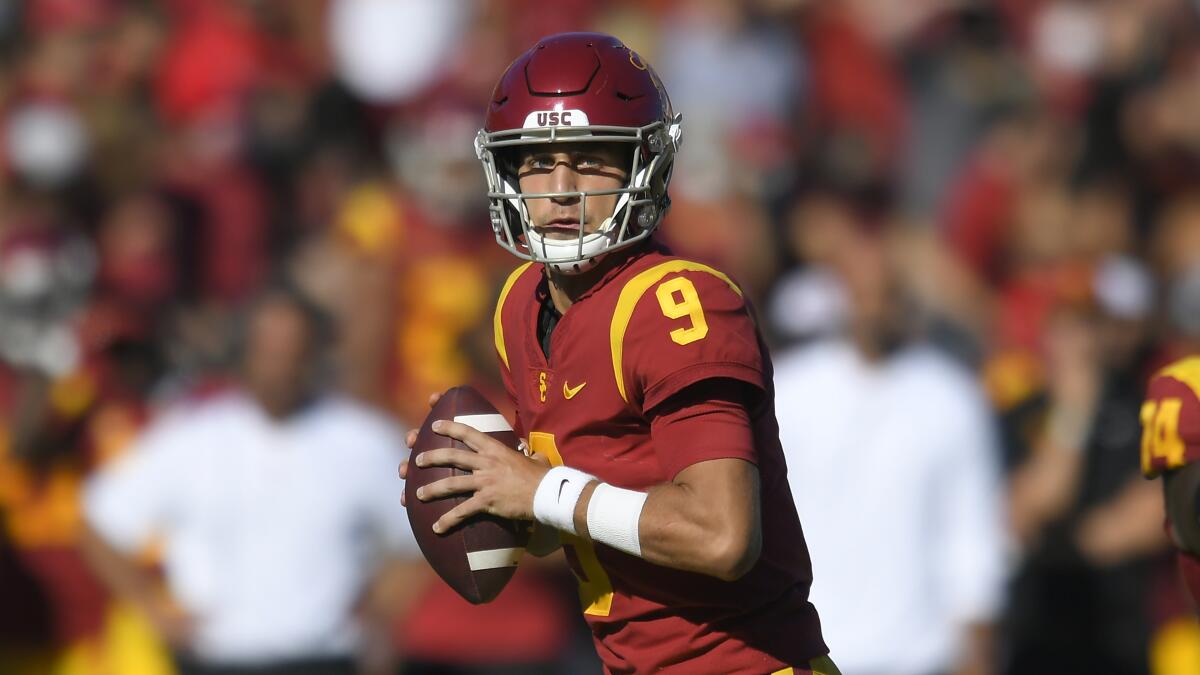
[80,285,418,675]
[774,204,1008,675]
[1002,301,1171,675]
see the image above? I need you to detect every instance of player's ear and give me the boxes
[1165,462,1200,555]
[497,148,524,179]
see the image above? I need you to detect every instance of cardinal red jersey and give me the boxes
[493,244,827,674]
[1142,357,1200,608]
[1141,357,1200,478]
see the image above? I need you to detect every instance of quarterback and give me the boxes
[401,33,834,674]
[1141,356,1200,604]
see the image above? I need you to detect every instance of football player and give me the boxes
[399,32,836,674]
[1141,356,1200,603]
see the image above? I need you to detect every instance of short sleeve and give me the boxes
[932,380,1007,624]
[617,268,764,412]
[1142,358,1200,478]
[649,379,758,479]
[355,419,421,558]
[83,421,183,553]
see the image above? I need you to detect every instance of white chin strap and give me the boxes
[526,217,615,274]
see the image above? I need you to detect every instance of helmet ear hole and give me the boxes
[637,206,656,229]
[494,148,523,183]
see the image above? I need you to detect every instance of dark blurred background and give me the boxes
[3,0,1200,674]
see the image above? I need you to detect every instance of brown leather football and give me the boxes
[405,386,530,604]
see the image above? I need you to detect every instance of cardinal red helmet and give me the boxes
[474,32,682,273]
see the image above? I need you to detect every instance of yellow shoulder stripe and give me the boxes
[494,262,534,371]
[610,260,742,403]
[1158,356,1200,404]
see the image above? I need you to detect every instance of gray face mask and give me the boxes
[475,118,682,275]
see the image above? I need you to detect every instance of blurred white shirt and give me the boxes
[85,391,417,664]
[774,340,1007,675]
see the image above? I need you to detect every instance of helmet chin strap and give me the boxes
[529,216,616,275]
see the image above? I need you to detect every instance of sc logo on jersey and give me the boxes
[522,109,590,129]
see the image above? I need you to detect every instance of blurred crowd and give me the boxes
[2,0,1200,673]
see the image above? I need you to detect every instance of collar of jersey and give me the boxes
[536,240,662,309]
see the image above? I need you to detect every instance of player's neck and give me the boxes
[545,267,596,314]
[544,253,623,314]
[850,322,905,363]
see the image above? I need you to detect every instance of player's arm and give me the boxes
[412,271,765,578]
[81,438,196,648]
[1142,359,1200,549]
[411,380,763,581]
[574,457,760,581]
[78,522,195,647]
[1140,358,1200,603]
[1164,462,1200,555]
[411,437,760,581]
[572,380,761,580]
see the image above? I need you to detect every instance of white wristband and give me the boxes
[586,483,648,557]
[533,466,595,536]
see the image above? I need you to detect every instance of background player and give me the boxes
[400,32,836,674]
[1141,356,1200,604]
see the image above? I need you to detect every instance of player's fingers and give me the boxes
[400,489,407,507]
[428,391,443,408]
[433,495,486,534]
[431,420,504,454]
[414,447,483,471]
[405,429,418,449]
[417,474,479,501]
[398,459,409,480]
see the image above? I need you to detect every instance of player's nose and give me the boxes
[548,162,579,203]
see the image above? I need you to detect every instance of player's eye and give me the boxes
[522,154,556,170]
[575,155,604,170]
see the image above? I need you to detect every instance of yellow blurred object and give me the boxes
[1158,357,1200,402]
[394,255,490,418]
[0,448,83,548]
[1151,616,1200,675]
[982,349,1043,412]
[0,603,175,675]
[49,370,99,420]
[100,602,176,675]
[336,184,404,256]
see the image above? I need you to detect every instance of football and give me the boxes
[405,386,530,604]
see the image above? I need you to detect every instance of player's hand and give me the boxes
[413,419,550,532]
[399,391,444,507]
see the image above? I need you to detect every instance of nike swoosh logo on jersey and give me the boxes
[563,381,587,399]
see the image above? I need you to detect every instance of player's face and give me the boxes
[514,143,630,240]
[242,299,317,417]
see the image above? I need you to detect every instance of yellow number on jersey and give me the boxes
[527,432,614,616]
[1141,397,1187,474]
[655,276,708,345]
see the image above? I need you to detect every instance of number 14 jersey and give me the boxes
[494,243,828,674]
